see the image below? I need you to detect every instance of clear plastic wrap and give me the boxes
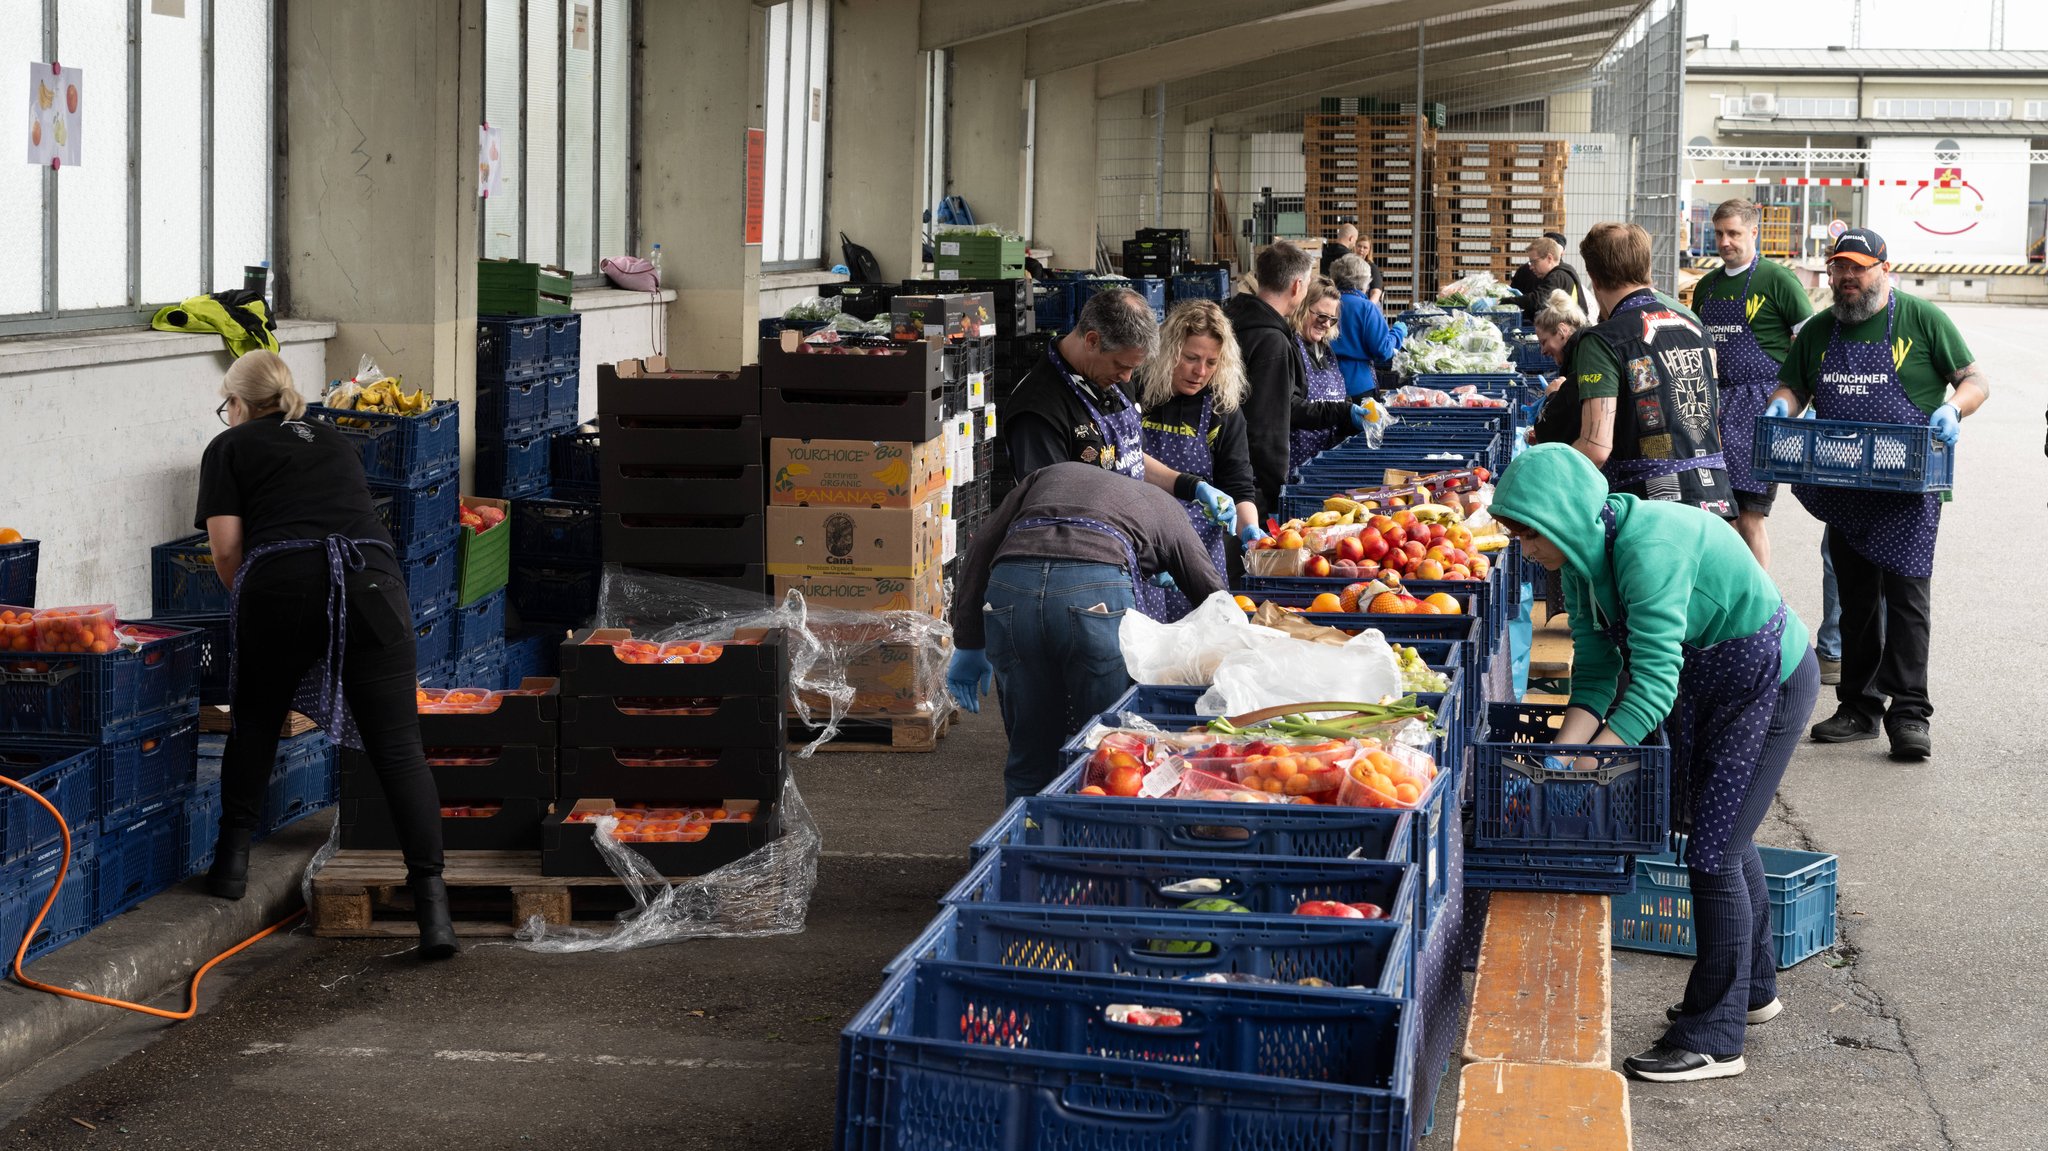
[514,771,821,952]
[1391,311,1511,376]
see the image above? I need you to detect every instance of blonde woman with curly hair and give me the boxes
[1130,299,1262,620]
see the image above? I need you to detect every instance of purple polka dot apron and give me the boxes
[1698,262,1774,497]
[1049,341,1145,481]
[1009,515,1142,581]
[228,535,397,751]
[1595,505,1787,871]
[1134,393,1226,621]
[1790,296,1941,579]
[1289,336,1347,473]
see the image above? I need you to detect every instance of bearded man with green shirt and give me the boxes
[1766,228,1989,761]
[1694,199,1814,567]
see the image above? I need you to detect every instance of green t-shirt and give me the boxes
[1691,259,1813,367]
[1571,291,1703,400]
[1778,290,1973,416]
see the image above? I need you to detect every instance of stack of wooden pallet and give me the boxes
[1431,140,1568,288]
[1303,112,1439,310]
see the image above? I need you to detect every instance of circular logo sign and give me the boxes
[1828,219,1848,240]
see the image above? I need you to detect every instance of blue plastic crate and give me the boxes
[511,499,602,563]
[542,370,581,432]
[151,534,229,616]
[0,623,202,744]
[1077,276,1166,321]
[399,545,461,624]
[413,608,457,672]
[0,837,97,959]
[180,777,222,877]
[154,612,231,707]
[545,314,583,373]
[1168,268,1230,303]
[454,640,508,690]
[1472,703,1670,854]
[452,587,508,654]
[369,473,462,561]
[307,401,461,486]
[93,714,200,830]
[1032,280,1077,331]
[503,628,562,685]
[95,799,184,920]
[415,657,459,689]
[0,745,99,866]
[839,960,1416,1151]
[474,431,553,500]
[1752,415,1954,493]
[1510,340,1558,374]
[261,732,335,836]
[1613,834,1838,968]
[1463,835,1636,895]
[475,374,552,439]
[972,795,1412,866]
[0,540,39,606]
[476,316,552,382]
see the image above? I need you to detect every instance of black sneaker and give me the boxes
[1623,1042,1746,1082]
[1810,705,1879,743]
[1888,720,1932,761]
[1666,998,1782,1025]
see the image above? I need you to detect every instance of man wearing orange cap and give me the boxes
[1765,228,1990,761]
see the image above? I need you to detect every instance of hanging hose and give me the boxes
[3,773,303,1020]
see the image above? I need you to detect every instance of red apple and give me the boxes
[1346,902,1386,919]
[1294,901,1366,919]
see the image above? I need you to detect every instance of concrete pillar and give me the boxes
[826,0,927,282]
[1033,64,1098,271]
[640,0,763,369]
[282,0,480,403]
[948,33,1028,231]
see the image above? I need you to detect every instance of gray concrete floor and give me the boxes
[2,301,2040,1150]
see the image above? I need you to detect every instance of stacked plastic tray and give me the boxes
[476,315,583,501]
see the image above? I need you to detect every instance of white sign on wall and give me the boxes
[1866,137,2031,263]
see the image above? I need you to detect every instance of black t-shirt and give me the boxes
[996,345,1143,481]
[195,413,394,553]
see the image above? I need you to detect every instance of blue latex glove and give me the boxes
[1930,403,1961,445]
[1191,481,1236,532]
[1543,755,1579,774]
[1347,404,1368,432]
[1149,571,1178,589]
[1239,522,1269,547]
[1763,397,1791,420]
[1389,321,1409,345]
[946,649,994,714]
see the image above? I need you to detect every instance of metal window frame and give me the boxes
[1,0,273,338]
[479,0,636,290]
[762,0,830,273]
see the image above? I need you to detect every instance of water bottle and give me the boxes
[649,243,663,285]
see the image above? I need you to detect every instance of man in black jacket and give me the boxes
[1510,236,1587,326]
[1226,241,1358,518]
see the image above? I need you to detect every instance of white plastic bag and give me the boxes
[1118,591,1285,685]
[1196,628,1404,717]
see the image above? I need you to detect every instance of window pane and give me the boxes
[0,11,46,315]
[211,0,270,293]
[597,0,628,259]
[561,1,593,274]
[525,0,560,267]
[141,2,203,304]
[482,0,522,259]
[800,0,827,261]
[57,0,131,310]
[762,5,787,261]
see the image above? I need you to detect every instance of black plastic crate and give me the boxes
[597,413,763,467]
[558,629,787,699]
[549,425,601,497]
[151,534,228,616]
[416,676,561,747]
[179,778,221,878]
[154,612,231,706]
[507,561,602,628]
[541,797,777,877]
[512,499,604,563]
[557,745,784,804]
[0,540,39,607]
[600,512,764,567]
[816,282,893,321]
[341,743,555,803]
[338,794,546,852]
[558,693,786,750]
[599,462,765,517]
[596,362,761,418]
[306,402,461,486]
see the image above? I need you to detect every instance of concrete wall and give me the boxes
[571,291,675,420]
[1034,64,1099,270]
[826,0,928,282]
[949,34,1028,231]
[0,326,333,610]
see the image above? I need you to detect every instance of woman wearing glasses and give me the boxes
[195,350,455,959]
[1287,276,1372,475]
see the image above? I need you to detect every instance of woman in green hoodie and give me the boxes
[1490,444,1819,1083]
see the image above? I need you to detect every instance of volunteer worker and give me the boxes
[1289,277,1369,473]
[1693,199,1814,567]
[946,462,1228,803]
[1565,222,1735,518]
[1133,301,1263,621]
[1767,228,1989,760]
[1492,444,1819,1084]
[998,286,1237,531]
[196,351,456,959]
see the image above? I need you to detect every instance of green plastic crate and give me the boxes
[935,235,1025,279]
[457,498,511,606]
[478,260,573,317]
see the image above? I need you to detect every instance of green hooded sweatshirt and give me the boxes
[1491,444,1809,745]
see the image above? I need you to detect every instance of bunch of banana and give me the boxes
[1304,509,1352,528]
[346,377,432,416]
[1406,503,1464,525]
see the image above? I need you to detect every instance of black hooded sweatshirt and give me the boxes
[1223,293,1351,516]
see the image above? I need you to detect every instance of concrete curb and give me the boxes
[0,813,332,1085]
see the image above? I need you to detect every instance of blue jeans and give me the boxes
[1816,530,1842,661]
[983,559,1136,804]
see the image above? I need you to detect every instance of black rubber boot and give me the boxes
[206,827,256,900]
[410,876,459,960]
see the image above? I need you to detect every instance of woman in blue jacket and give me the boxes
[1329,254,1404,397]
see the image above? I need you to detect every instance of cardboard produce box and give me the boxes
[741,622,951,717]
[771,567,945,617]
[764,496,944,578]
[767,437,947,510]
[891,292,996,342]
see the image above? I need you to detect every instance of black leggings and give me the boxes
[222,555,444,878]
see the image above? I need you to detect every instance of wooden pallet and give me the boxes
[197,706,319,737]
[789,709,952,753]
[308,849,638,938]
[1436,140,1567,162]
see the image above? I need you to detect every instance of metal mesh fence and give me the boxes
[1091,0,1687,307]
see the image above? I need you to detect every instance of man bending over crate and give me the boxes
[1766,228,1990,760]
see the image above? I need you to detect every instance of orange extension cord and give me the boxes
[3,773,304,1020]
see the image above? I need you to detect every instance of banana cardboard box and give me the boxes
[767,438,947,510]
[770,567,945,617]
[764,495,945,578]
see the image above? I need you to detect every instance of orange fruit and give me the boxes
[1423,592,1462,615]
[0,528,21,545]
[1367,592,1405,614]
[1415,602,1442,614]
[1233,594,1255,612]
[1308,592,1343,613]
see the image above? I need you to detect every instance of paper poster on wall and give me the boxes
[571,4,591,51]
[150,0,187,16]
[478,124,503,198]
[1866,137,2030,263]
[744,127,765,246]
[25,62,82,169]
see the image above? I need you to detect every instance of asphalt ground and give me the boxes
[1,301,2040,1150]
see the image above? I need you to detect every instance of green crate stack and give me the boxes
[935,235,1025,280]
[478,260,573,316]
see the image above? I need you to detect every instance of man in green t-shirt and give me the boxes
[1693,199,1815,568]
[1766,228,1991,761]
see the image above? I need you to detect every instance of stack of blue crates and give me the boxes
[183,728,338,879]
[476,315,583,502]
[450,586,509,689]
